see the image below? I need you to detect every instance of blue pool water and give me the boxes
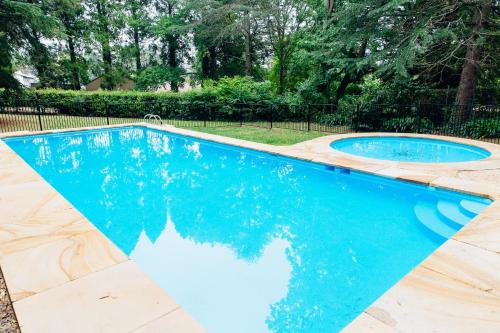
[331,136,491,163]
[4,127,491,332]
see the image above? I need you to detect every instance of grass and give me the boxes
[0,115,330,145]
[182,125,328,145]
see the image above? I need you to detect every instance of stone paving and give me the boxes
[0,123,499,332]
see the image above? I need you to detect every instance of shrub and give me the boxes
[315,107,353,127]
[461,118,500,139]
[135,66,186,91]
[0,88,215,117]
[0,77,278,119]
[381,117,434,133]
[203,76,274,104]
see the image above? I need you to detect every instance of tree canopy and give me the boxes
[1,0,498,107]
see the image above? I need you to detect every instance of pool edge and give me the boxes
[1,124,499,333]
[330,135,492,163]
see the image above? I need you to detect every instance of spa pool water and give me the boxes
[331,136,491,163]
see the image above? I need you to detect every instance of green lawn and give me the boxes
[182,125,327,145]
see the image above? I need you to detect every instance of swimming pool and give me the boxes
[331,136,491,163]
[4,126,491,332]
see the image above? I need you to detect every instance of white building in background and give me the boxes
[13,68,40,88]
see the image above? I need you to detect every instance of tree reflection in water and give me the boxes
[7,127,445,332]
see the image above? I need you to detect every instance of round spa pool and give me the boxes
[330,136,491,163]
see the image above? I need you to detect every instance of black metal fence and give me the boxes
[0,99,498,144]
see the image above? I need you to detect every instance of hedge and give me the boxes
[1,88,216,106]
[0,76,276,105]
[0,87,497,140]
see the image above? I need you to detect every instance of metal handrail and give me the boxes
[143,114,163,125]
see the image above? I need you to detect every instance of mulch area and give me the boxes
[0,267,20,333]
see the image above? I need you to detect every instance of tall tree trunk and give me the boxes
[165,2,178,92]
[0,33,18,89]
[167,37,178,92]
[96,0,113,90]
[201,51,209,80]
[201,46,217,80]
[67,35,81,90]
[334,38,368,103]
[334,72,351,103]
[243,16,252,76]
[277,42,286,95]
[134,27,141,71]
[167,44,177,68]
[324,0,334,16]
[278,59,285,95]
[28,29,52,88]
[26,0,52,87]
[132,5,141,71]
[208,46,217,79]
[455,2,491,119]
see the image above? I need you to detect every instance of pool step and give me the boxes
[437,200,470,228]
[414,201,460,241]
[459,199,489,217]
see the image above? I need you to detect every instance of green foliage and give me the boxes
[11,88,211,105]
[4,78,277,109]
[381,117,434,133]
[339,75,385,106]
[461,119,500,139]
[316,108,353,127]
[202,76,273,103]
[135,66,186,91]
[0,78,278,121]
[0,0,498,109]
[0,0,60,89]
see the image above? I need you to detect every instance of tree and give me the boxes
[325,1,373,103]
[0,0,59,89]
[125,0,152,72]
[204,0,264,77]
[297,0,498,108]
[86,0,125,89]
[262,0,311,94]
[188,0,242,81]
[151,0,190,91]
[1,0,497,105]
[364,0,498,114]
[455,1,493,112]
[135,65,185,90]
[52,0,87,89]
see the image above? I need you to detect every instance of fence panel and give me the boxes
[0,99,498,144]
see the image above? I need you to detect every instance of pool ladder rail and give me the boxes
[144,114,163,125]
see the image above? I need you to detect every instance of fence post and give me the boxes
[157,100,163,125]
[239,104,243,127]
[35,97,43,131]
[204,104,207,127]
[353,104,359,132]
[415,103,420,133]
[105,101,110,125]
[269,104,273,129]
[208,103,212,127]
[306,105,311,132]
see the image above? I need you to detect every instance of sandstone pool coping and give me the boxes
[0,123,499,332]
